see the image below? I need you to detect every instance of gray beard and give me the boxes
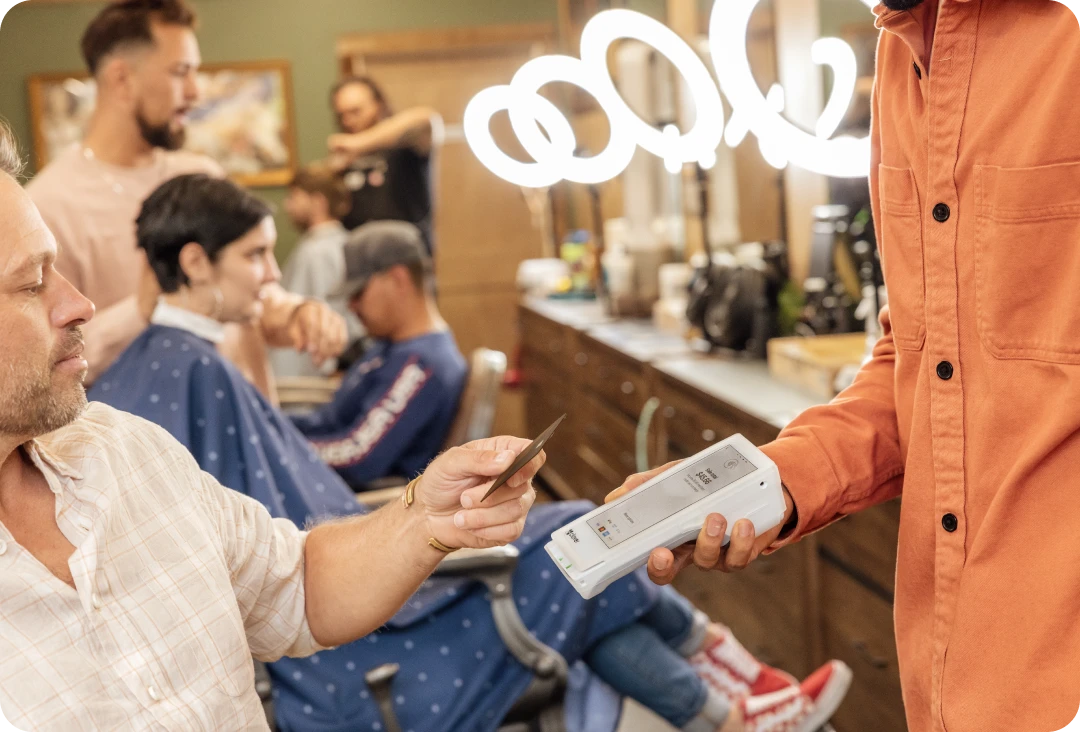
[0,373,87,437]
[0,329,88,437]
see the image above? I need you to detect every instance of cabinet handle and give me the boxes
[702,429,717,442]
[663,406,676,419]
[575,352,589,367]
[852,640,890,669]
[585,425,601,439]
[621,381,635,395]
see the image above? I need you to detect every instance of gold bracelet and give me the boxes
[427,538,459,554]
[401,476,421,509]
[400,476,460,553]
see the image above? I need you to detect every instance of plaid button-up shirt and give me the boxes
[0,403,325,731]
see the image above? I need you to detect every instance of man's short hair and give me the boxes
[81,0,198,76]
[137,174,273,292]
[0,119,24,179]
[290,163,352,220]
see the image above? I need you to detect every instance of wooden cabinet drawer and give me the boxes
[818,499,901,595]
[655,377,780,457]
[560,445,617,507]
[580,335,650,421]
[674,543,812,678]
[577,392,638,483]
[523,360,573,437]
[520,307,575,370]
[820,559,906,732]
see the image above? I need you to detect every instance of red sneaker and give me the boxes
[740,660,853,732]
[689,626,798,703]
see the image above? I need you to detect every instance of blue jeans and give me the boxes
[584,587,718,729]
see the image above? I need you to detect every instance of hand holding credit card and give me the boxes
[481,414,566,502]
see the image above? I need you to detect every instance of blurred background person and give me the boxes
[291,221,464,486]
[328,75,439,257]
[273,162,364,379]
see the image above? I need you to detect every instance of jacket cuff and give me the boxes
[759,432,842,552]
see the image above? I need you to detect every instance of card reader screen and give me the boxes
[588,446,757,549]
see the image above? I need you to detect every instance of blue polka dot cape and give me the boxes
[90,325,659,732]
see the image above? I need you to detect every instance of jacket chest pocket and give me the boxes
[877,165,926,350]
[975,162,1080,363]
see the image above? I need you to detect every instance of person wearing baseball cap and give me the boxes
[294,221,464,486]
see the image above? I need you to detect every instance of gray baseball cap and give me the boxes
[333,221,431,300]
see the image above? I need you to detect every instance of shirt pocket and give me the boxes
[975,162,1080,362]
[878,165,926,350]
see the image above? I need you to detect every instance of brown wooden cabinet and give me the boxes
[519,301,907,732]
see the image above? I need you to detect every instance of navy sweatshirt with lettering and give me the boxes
[291,332,467,487]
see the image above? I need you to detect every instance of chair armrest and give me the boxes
[433,545,520,576]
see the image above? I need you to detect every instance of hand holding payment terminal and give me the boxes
[545,434,786,599]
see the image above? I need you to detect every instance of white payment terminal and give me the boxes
[544,434,785,599]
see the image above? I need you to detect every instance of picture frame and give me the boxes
[26,59,299,187]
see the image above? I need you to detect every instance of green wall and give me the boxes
[0,0,556,258]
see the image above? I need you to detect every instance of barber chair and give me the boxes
[365,544,573,732]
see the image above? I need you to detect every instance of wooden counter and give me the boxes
[519,298,906,732]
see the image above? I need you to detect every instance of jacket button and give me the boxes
[942,513,958,532]
[936,361,954,380]
[933,203,951,222]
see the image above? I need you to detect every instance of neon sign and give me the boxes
[463,0,877,185]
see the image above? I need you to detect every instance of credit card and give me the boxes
[481,414,566,502]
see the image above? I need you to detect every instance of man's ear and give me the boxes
[177,242,213,286]
[97,55,138,104]
[389,264,414,291]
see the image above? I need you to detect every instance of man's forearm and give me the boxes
[303,498,443,647]
[83,296,147,384]
[340,108,437,157]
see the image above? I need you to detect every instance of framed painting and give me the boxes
[27,59,298,187]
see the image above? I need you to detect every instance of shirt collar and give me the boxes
[150,299,226,344]
[873,0,973,29]
[23,439,83,488]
